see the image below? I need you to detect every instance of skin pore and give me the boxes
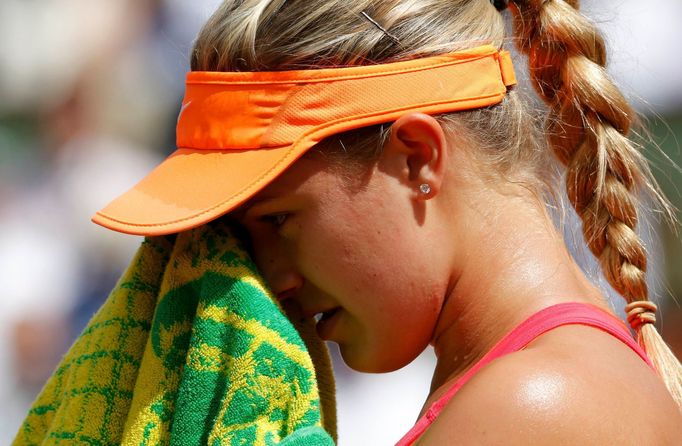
[236,113,682,442]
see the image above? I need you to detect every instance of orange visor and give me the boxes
[93,44,516,235]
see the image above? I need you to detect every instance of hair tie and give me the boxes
[625,300,657,331]
[491,0,510,11]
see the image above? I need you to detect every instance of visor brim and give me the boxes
[92,146,304,236]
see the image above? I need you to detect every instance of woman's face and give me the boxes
[236,150,453,373]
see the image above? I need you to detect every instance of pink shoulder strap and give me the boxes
[395,302,652,446]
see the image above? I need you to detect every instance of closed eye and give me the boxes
[259,213,289,227]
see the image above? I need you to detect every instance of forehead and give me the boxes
[232,154,344,215]
[258,155,334,196]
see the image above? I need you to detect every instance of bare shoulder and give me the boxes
[418,325,682,445]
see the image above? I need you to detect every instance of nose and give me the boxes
[250,236,304,302]
[270,272,304,302]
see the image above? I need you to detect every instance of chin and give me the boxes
[339,342,421,374]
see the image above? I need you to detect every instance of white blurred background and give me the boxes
[0,1,681,444]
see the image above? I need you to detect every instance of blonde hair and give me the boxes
[191,0,682,408]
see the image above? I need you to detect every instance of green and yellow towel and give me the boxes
[13,221,336,445]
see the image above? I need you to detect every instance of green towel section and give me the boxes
[14,221,336,445]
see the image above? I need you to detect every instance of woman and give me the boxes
[93,0,682,443]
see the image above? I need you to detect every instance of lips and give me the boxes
[301,305,337,320]
[313,307,341,340]
[297,302,343,340]
[316,308,339,322]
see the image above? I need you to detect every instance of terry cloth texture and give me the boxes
[13,221,337,445]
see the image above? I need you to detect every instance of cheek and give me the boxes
[300,196,445,371]
[339,282,442,373]
[302,198,414,296]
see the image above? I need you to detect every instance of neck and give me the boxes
[428,188,606,396]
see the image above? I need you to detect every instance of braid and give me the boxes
[508,0,682,408]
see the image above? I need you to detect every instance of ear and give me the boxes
[381,112,448,199]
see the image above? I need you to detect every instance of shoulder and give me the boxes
[418,325,682,445]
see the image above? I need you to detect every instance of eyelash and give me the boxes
[259,213,289,227]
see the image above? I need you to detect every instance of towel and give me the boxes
[13,221,336,445]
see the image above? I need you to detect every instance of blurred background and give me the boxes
[0,0,680,444]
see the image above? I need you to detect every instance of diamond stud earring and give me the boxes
[419,183,431,195]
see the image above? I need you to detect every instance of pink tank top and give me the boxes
[395,302,653,446]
